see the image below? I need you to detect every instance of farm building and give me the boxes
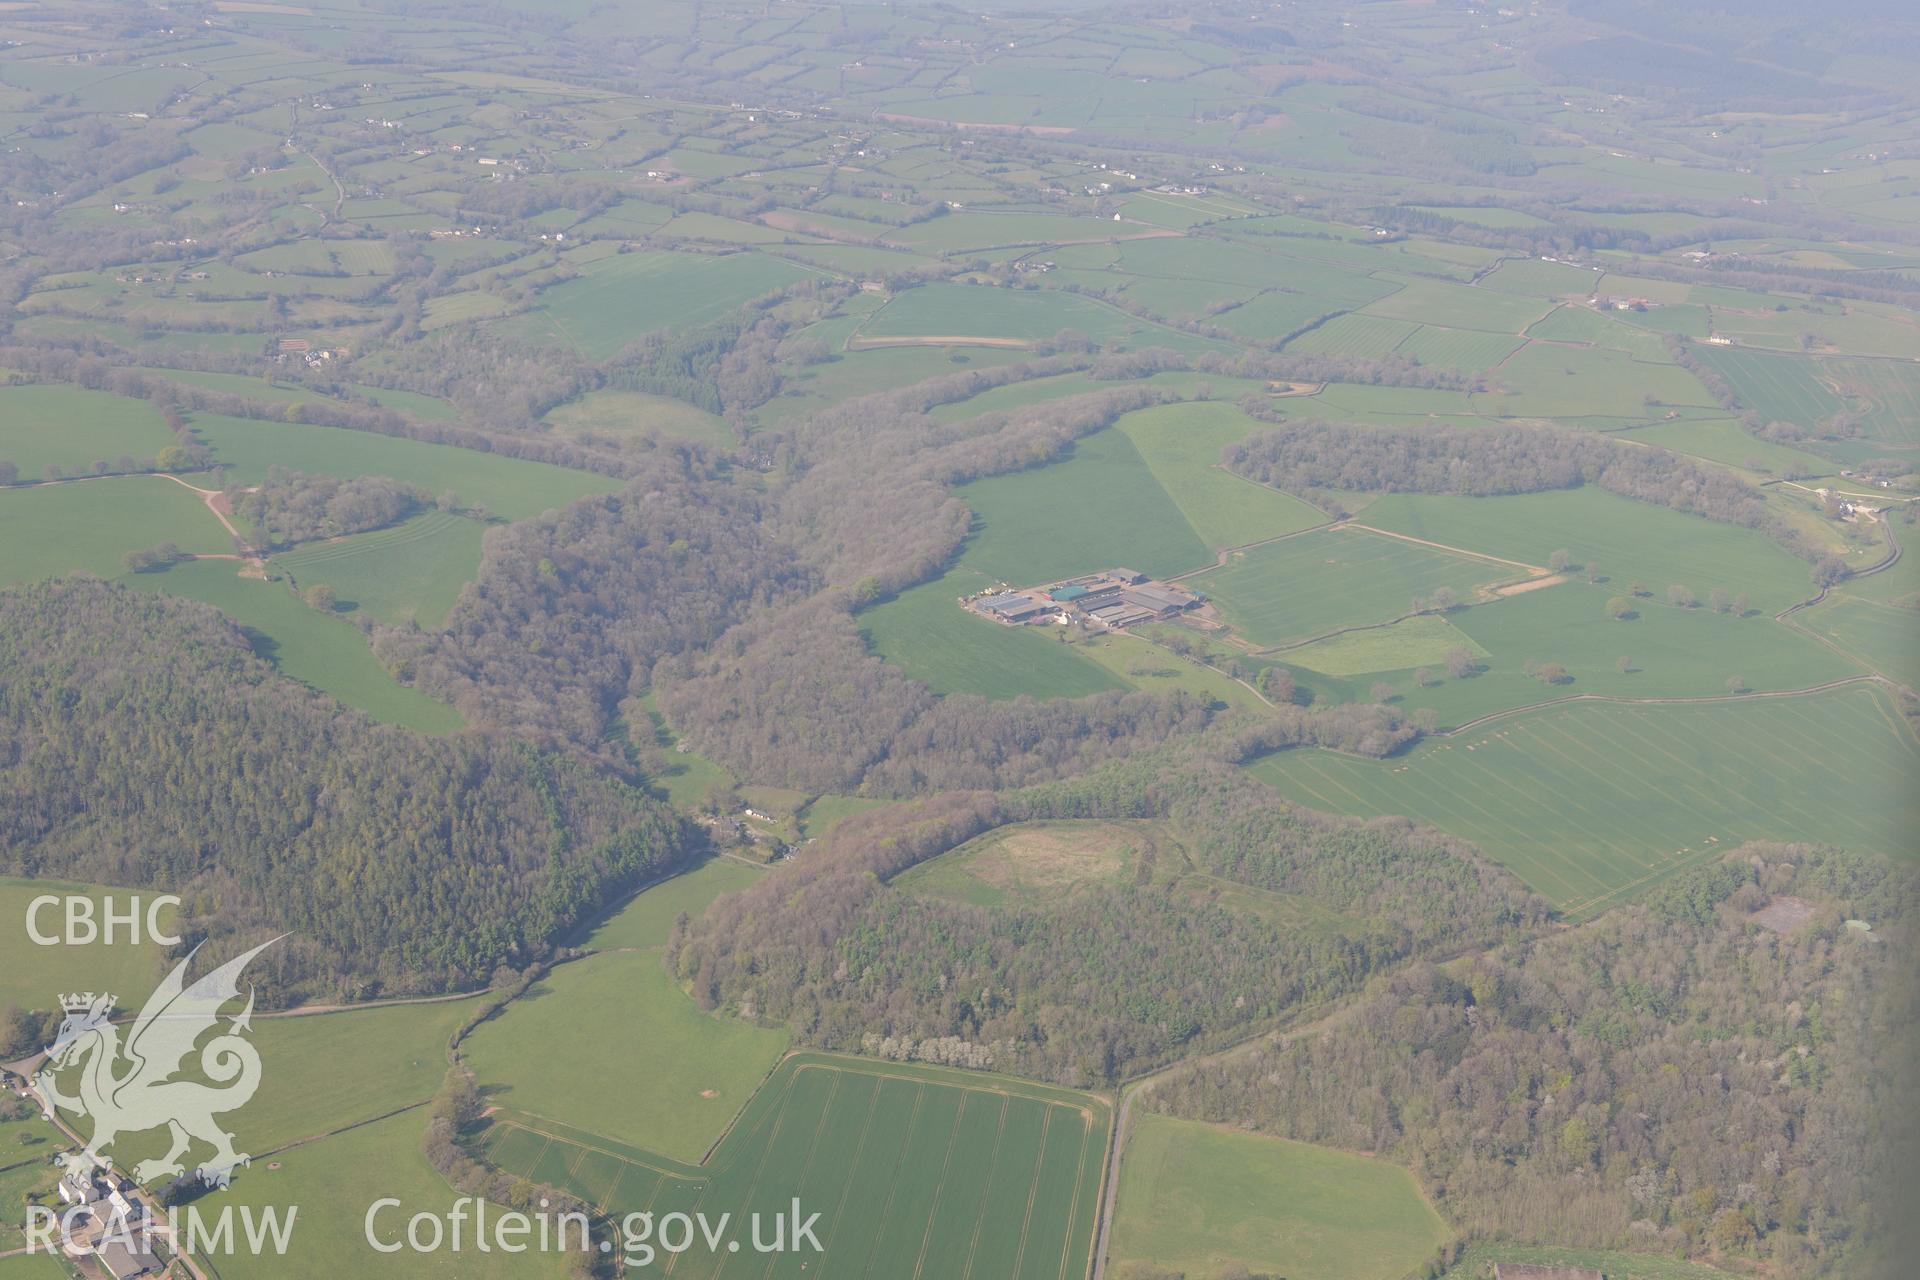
[974,570,1200,631]
[972,592,1056,625]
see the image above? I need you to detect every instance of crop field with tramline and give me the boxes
[482,1053,1110,1280]
[1248,683,1920,917]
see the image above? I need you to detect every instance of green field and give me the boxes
[481,1052,1111,1280]
[1248,684,1920,917]
[1694,344,1847,427]
[1481,342,1716,419]
[1380,579,1865,724]
[125,557,465,732]
[0,475,227,585]
[490,249,813,361]
[1356,488,1814,612]
[464,947,789,1162]
[1285,311,1420,358]
[190,413,617,520]
[1797,595,1920,689]
[1113,401,1329,550]
[1393,324,1524,370]
[957,429,1212,583]
[542,390,733,447]
[895,819,1151,908]
[1617,417,1830,477]
[94,995,489,1175]
[0,876,176,1014]
[210,1109,573,1280]
[273,511,485,628]
[1823,356,1920,445]
[1194,527,1511,649]
[1281,614,1489,676]
[1109,1113,1450,1280]
[861,282,1198,349]
[0,384,173,476]
[860,567,1128,700]
[580,858,763,952]
[1363,276,1552,333]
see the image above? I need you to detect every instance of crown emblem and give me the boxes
[61,993,112,1013]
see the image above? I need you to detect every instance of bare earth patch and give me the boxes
[1752,895,1819,933]
[1494,573,1570,597]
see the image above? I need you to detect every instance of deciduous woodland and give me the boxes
[0,1,1915,1277]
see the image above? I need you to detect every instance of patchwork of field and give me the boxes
[482,1053,1111,1280]
[488,249,813,361]
[1248,684,1920,917]
[1195,526,1514,649]
[1109,1113,1449,1280]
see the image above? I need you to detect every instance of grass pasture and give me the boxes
[189,412,616,519]
[125,557,465,733]
[1195,526,1512,649]
[957,428,1213,583]
[1286,311,1420,357]
[0,475,226,585]
[0,384,173,477]
[1113,401,1329,550]
[580,857,764,953]
[859,282,1184,348]
[208,1110,574,1280]
[464,948,790,1164]
[1248,684,1920,916]
[481,1052,1110,1280]
[1356,488,1814,613]
[1109,1113,1449,1280]
[1694,344,1847,428]
[273,510,484,628]
[1822,356,1920,445]
[491,250,812,362]
[1362,276,1552,333]
[1482,342,1716,419]
[1797,595,1920,689]
[0,876,176,1014]
[542,389,733,447]
[1392,324,1523,370]
[1282,614,1489,676]
[895,819,1152,908]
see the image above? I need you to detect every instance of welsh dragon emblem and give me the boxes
[36,939,279,1189]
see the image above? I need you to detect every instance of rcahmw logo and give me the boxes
[20,937,302,1263]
